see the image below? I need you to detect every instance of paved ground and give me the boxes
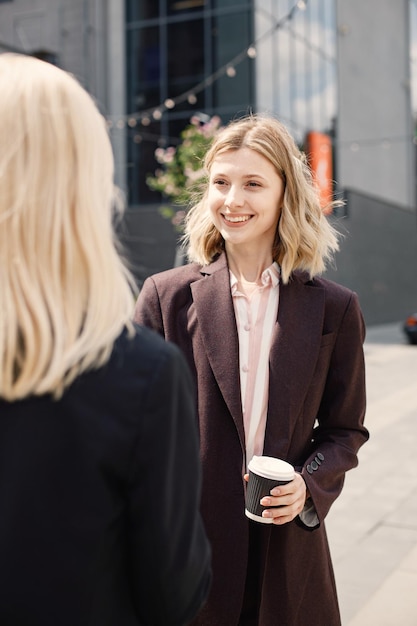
[326,321,417,626]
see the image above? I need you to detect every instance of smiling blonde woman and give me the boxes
[135,113,368,626]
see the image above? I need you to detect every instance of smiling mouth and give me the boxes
[223,214,252,223]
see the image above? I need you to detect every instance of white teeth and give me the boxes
[224,215,250,223]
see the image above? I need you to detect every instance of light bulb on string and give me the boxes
[187,93,197,104]
[226,66,236,77]
[164,98,175,109]
[152,109,162,120]
[247,46,257,58]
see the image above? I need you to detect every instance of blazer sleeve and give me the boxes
[134,277,165,337]
[299,291,368,529]
[127,337,211,625]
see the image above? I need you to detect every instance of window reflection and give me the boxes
[125,0,338,205]
[167,19,205,98]
[126,0,254,204]
[168,0,206,13]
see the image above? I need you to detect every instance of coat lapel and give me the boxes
[190,255,245,450]
[263,272,326,457]
[190,257,326,459]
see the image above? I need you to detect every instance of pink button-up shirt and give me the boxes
[230,262,280,468]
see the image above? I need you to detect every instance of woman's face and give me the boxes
[208,147,285,254]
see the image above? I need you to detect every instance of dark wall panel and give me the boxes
[325,189,417,325]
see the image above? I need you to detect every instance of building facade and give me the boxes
[0,0,416,323]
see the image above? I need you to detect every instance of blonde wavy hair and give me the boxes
[183,114,340,284]
[0,53,136,400]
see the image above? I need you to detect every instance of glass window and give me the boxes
[212,11,254,108]
[410,0,417,120]
[254,0,337,142]
[127,25,160,112]
[126,120,162,205]
[168,0,206,15]
[126,1,159,21]
[212,0,247,7]
[167,18,205,97]
[125,0,255,204]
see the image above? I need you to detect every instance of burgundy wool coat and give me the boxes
[134,252,368,626]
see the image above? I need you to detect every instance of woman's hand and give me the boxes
[244,472,308,525]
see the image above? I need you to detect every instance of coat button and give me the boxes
[317,452,324,461]
[307,464,313,474]
[311,460,319,471]
[315,456,322,465]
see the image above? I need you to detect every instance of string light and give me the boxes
[107,0,308,128]
[110,0,415,155]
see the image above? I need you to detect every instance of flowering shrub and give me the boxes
[146,114,222,230]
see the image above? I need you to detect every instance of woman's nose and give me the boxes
[225,186,244,208]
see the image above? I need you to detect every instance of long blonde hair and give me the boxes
[0,53,136,400]
[183,114,340,283]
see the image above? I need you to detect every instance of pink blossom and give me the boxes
[172,210,186,226]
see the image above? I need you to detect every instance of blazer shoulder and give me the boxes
[312,275,355,297]
[308,276,364,336]
[294,271,357,302]
[291,272,363,327]
[111,325,185,376]
[145,262,202,289]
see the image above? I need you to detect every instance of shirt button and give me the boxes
[242,364,249,373]
[244,324,251,331]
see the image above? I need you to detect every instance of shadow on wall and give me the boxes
[325,188,417,326]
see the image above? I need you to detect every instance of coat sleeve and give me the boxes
[299,291,369,529]
[134,277,165,336]
[127,337,211,625]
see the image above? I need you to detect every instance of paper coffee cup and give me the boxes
[245,456,295,523]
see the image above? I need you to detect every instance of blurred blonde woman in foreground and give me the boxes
[135,114,369,626]
[0,53,210,626]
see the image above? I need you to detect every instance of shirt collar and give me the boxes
[229,262,280,293]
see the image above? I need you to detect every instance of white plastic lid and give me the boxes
[248,455,294,481]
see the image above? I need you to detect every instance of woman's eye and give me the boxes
[213,179,226,186]
[247,181,260,187]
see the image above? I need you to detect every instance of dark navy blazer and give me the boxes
[0,325,211,626]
